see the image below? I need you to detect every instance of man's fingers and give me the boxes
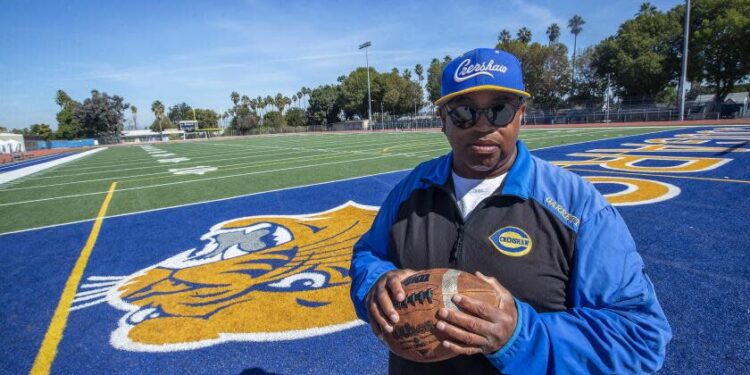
[436,319,490,348]
[368,300,393,333]
[451,294,501,322]
[438,305,492,335]
[386,274,406,302]
[376,288,400,324]
[440,339,483,356]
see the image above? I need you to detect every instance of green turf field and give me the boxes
[0,126,682,233]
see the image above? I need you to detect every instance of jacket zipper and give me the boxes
[428,179,501,266]
[450,222,464,264]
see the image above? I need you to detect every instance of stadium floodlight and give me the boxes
[678,0,691,121]
[359,41,373,124]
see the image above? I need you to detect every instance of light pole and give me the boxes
[359,41,373,125]
[678,0,691,121]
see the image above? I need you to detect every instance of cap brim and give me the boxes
[434,85,531,106]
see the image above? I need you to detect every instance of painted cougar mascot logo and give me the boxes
[101,202,376,351]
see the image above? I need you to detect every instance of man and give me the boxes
[349,48,671,374]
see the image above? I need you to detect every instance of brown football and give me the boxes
[382,268,498,363]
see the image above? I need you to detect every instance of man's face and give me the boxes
[440,90,526,179]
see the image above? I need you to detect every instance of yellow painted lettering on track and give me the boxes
[643,138,710,145]
[584,176,681,206]
[555,153,731,173]
[30,182,117,375]
[587,143,749,153]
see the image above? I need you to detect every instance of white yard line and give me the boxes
[0,148,107,185]
[0,125,702,234]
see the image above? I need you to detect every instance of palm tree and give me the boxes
[546,23,561,46]
[274,93,287,113]
[296,90,303,107]
[265,96,274,113]
[292,94,298,108]
[568,15,585,91]
[517,27,532,44]
[151,100,165,133]
[230,91,240,106]
[130,105,138,129]
[498,29,512,45]
[639,2,657,15]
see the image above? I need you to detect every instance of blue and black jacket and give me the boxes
[349,141,672,374]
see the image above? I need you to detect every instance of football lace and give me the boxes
[395,289,434,309]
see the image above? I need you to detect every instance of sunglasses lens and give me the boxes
[489,103,517,127]
[448,106,476,128]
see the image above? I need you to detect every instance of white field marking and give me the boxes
[70,298,108,311]
[156,157,190,163]
[86,276,126,281]
[0,143,423,192]
[0,153,409,208]
[1,127,656,192]
[12,137,449,185]
[0,126,697,236]
[31,135,430,175]
[73,290,110,303]
[35,126,612,175]
[0,139,448,192]
[75,288,113,297]
[151,153,176,157]
[80,281,120,288]
[169,166,218,175]
[0,148,107,185]
[0,153,68,172]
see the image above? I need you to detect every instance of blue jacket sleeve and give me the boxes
[349,188,400,322]
[486,205,672,374]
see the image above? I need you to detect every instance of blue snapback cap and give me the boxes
[435,48,530,106]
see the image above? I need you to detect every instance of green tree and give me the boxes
[194,108,219,129]
[307,85,343,125]
[263,110,285,128]
[286,107,307,127]
[498,29,512,46]
[497,40,571,108]
[426,56,451,103]
[150,100,174,132]
[167,102,194,124]
[570,47,607,104]
[75,90,130,137]
[55,89,83,140]
[568,14,586,89]
[683,0,750,105]
[340,67,379,119]
[29,123,53,140]
[227,92,259,134]
[517,27,532,44]
[591,5,681,98]
[546,23,561,45]
[0,126,7,133]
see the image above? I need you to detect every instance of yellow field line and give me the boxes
[29,182,117,375]
[565,168,750,184]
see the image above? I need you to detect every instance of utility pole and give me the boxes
[359,41,373,125]
[678,0,691,121]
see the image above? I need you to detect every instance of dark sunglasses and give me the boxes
[445,99,523,129]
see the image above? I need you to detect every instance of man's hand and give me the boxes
[365,269,416,339]
[435,271,518,356]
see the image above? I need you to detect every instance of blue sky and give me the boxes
[0,0,684,130]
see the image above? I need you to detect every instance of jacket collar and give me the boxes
[421,140,532,200]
